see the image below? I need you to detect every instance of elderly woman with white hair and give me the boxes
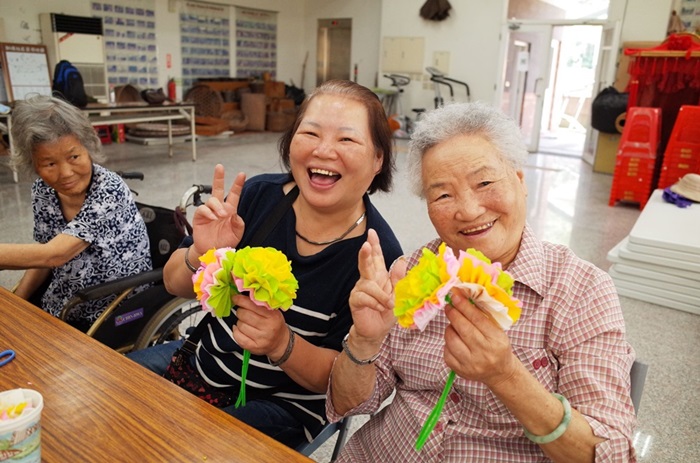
[1,95,151,332]
[326,102,637,462]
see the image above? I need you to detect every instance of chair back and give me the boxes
[630,360,649,415]
[296,416,352,461]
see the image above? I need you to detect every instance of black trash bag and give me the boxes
[285,84,306,107]
[420,0,452,21]
[591,86,628,134]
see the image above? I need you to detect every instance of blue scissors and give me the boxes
[0,350,16,367]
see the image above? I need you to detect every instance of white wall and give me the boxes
[302,0,382,91]
[0,0,676,104]
[379,0,509,112]
[609,0,674,42]
[0,0,308,99]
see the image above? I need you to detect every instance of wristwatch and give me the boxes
[341,333,380,365]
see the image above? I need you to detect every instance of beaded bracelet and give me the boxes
[523,393,572,445]
[184,246,198,273]
[268,325,295,367]
[341,333,380,365]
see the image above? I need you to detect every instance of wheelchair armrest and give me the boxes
[68,269,164,303]
[60,269,165,321]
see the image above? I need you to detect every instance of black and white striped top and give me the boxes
[196,174,402,439]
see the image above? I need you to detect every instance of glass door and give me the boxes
[583,20,622,164]
[500,24,552,152]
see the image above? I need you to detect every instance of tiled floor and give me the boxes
[1,132,698,462]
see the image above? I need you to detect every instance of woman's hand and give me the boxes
[231,293,289,357]
[191,164,246,254]
[348,229,405,348]
[444,286,519,387]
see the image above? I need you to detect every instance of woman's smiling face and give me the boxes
[289,94,382,211]
[422,133,528,268]
[33,134,93,200]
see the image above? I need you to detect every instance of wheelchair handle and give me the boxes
[179,184,212,210]
[116,171,145,181]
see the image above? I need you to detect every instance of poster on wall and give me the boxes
[234,7,277,79]
[180,1,231,91]
[0,43,52,102]
[679,0,700,33]
[91,0,158,88]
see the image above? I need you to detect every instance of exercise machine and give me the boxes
[426,66,471,108]
[383,73,412,137]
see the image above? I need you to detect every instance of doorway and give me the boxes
[316,18,352,86]
[500,22,608,157]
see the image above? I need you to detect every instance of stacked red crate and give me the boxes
[609,107,661,209]
[657,105,700,190]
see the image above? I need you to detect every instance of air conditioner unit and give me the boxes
[40,13,108,102]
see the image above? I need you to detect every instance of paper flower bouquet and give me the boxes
[393,243,522,450]
[192,246,298,407]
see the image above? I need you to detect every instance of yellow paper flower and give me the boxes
[193,248,219,300]
[394,247,452,329]
[232,246,298,310]
[191,246,298,317]
[394,243,521,330]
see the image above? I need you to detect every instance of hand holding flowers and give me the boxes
[393,242,522,451]
[192,246,298,408]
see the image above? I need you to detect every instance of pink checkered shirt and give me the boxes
[327,225,637,462]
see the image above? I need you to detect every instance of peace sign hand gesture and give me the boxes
[191,164,246,254]
[348,229,405,349]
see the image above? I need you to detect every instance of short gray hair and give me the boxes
[9,95,104,176]
[407,101,528,197]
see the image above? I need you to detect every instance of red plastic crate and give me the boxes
[658,105,700,189]
[94,125,112,145]
[609,107,661,209]
[617,107,661,160]
[658,162,700,189]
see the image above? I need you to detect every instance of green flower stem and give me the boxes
[415,370,456,451]
[235,349,251,408]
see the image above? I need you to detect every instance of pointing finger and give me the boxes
[211,164,226,201]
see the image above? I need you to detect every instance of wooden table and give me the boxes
[0,287,312,463]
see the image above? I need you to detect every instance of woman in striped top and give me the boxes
[130,80,402,448]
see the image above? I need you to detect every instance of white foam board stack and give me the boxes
[607,189,700,315]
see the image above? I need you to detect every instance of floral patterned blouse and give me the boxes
[32,164,152,326]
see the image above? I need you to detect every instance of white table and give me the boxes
[607,189,700,314]
[83,102,197,160]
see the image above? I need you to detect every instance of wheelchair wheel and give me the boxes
[132,297,205,350]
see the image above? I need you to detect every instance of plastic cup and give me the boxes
[0,389,43,463]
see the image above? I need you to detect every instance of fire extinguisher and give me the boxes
[167,78,176,102]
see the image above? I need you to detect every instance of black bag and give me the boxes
[52,60,88,108]
[285,84,306,107]
[163,325,234,407]
[141,88,168,105]
[591,86,628,134]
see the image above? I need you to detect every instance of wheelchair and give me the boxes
[58,173,211,354]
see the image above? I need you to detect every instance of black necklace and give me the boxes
[296,212,367,246]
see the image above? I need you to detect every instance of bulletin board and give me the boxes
[92,0,158,87]
[235,7,277,79]
[180,1,231,90]
[0,43,52,102]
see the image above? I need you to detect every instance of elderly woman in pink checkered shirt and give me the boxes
[327,102,637,462]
